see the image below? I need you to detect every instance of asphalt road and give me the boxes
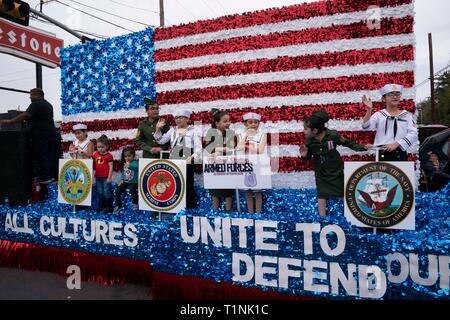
[0,267,152,300]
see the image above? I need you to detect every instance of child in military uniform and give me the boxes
[299,110,370,217]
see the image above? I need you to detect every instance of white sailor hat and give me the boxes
[175,109,191,118]
[380,84,404,96]
[72,123,87,131]
[243,112,261,121]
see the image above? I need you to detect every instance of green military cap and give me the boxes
[311,109,330,123]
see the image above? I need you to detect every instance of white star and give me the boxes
[135,76,141,81]
[102,66,107,72]
[81,102,86,107]
[111,84,116,90]
[79,47,84,53]
[80,88,85,94]
[67,90,72,96]
[93,86,99,91]
[119,63,125,69]
[126,98,131,105]
[119,91,124,98]
[126,56,132,62]
[136,44,142,50]
[80,62,84,68]
[66,76,71,82]
[119,77,124,84]
[111,42,116,48]
[87,68,92,74]
[102,79,107,85]
[79,74,85,80]
[144,35,150,41]
[126,68,132,76]
[102,51,108,57]
[72,70,78,76]
[68,103,72,109]
[87,54,93,60]
[65,52,70,57]
[73,83,78,89]
[102,93,107,99]
[143,81,149,88]
[94,72,99,78]
[143,67,149,73]
[94,61,100,67]
[127,39,132,46]
[143,53,149,60]
[95,44,101,50]
[87,81,92,87]
[88,94,92,101]
[111,99,116,105]
[135,61,141,68]
[94,101,100,107]
[119,48,124,54]
[126,83,132,89]
[74,96,79,102]
[134,89,141,95]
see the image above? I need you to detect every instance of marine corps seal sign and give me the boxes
[344,161,415,230]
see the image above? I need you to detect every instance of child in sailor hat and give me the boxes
[69,123,94,159]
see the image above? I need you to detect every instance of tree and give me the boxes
[417,70,450,126]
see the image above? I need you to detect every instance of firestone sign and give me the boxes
[0,18,63,68]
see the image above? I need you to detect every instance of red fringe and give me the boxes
[0,240,316,300]
[152,271,317,300]
[0,240,153,286]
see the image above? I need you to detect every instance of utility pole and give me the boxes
[35,0,44,89]
[159,0,164,27]
[428,33,436,124]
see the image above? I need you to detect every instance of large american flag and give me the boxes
[60,0,416,188]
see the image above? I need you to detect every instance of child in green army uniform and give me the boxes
[300,110,371,217]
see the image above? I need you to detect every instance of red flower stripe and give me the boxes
[155,0,412,41]
[155,45,414,83]
[157,71,414,105]
[60,101,415,135]
[155,17,413,62]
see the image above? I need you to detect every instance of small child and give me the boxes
[299,110,370,217]
[93,135,113,213]
[203,108,237,212]
[69,123,94,159]
[237,112,267,213]
[114,147,139,213]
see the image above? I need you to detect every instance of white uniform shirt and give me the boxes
[361,109,418,152]
[153,126,202,161]
[237,131,267,154]
[73,139,92,159]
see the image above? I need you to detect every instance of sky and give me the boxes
[1,0,450,121]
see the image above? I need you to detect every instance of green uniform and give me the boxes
[304,129,366,199]
[204,128,237,197]
[135,117,170,159]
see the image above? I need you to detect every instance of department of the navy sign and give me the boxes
[58,159,92,205]
[345,162,414,228]
[140,160,184,211]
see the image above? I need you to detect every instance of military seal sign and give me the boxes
[345,162,414,228]
[58,159,92,205]
[140,160,185,211]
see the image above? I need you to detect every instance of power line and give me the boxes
[415,63,450,88]
[66,0,154,27]
[30,16,108,39]
[199,0,220,17]
[173,0,199,21]
[213,0,228,15]
[0,68,35,78]
[108,0,173,25]
[0,72,60,85]
[53,0,135,32]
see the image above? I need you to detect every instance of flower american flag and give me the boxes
[60,0,416,188]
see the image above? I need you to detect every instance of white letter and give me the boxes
[279,258,302,289]
[39,216,51,236]
[222,218,232,248]
[30,38,39,52]
[0,27,3,40]
[358,265,387,299]
[255,255,278,287]
[108,222,124,246]
[82,220,95,242]
[54,46,60,58]
[95,221,109,244]
[201,217,222,246]
[255,220,278,251]
[7,30,16,44]
[304,260,329,293]
[68,218,82,239]
[124,224,138,247]
[330,263,357,296]
[387,252,409,283]
[319,224,346,256]
[409,254,438,286]
[66,265,81,290]
[42,42,51,55]
[20,32,27,47]
[231,218,253,249]
[439,256,450,289]
[295,223,320,255]
[232,252,254,283]
[180,216,200,243]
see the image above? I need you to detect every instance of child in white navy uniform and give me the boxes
[237,112,267,214]
[361,84,418,161]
